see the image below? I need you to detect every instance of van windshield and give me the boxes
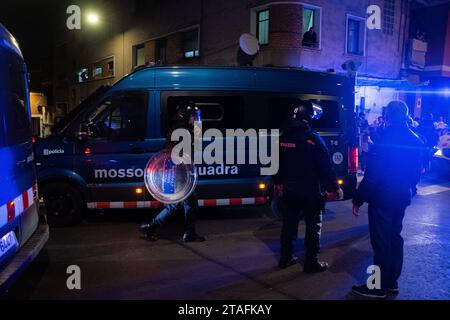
[52,85,110,134]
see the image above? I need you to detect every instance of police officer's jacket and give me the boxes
[353,123,424,208]
[274,123,339,200]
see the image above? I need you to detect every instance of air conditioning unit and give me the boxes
[407,38,428,70]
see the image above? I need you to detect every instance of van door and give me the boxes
[75,90,160,206]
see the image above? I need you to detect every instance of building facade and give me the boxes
[30,92,52,137]
[407,1,450,120]
[53,0,413,121]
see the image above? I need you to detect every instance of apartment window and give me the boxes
[77,56,114,83]
[302,6,321,48]
[156,38,167,64]
[257,9,269,45]
[104,57,114,77]
[93,66,103,78]
[346,16,365,55]
[383,0,395,35]
[77,67,89,83]
[133,43,146,68]
[107,60,114,74]
[183,28,200,58]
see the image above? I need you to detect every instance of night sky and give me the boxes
[0,0,110,92]
[0,1,61,91]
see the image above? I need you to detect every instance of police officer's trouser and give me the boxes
[279,195,323,263]
[152,193,198,235]
[368,204,406,289]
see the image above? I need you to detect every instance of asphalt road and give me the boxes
[3,173,450,300]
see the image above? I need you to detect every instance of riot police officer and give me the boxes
[274,101,343,272]
[140,103,205,243]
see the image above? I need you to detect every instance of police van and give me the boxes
[35,66,357,227]
[0,24,49,289]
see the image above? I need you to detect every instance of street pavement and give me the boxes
[3,173,450,300]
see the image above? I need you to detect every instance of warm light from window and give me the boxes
[259,183,267,190]
[135,188,144,195]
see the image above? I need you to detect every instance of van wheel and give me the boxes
[42,182,85,227]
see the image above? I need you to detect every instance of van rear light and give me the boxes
[348,147,358,174]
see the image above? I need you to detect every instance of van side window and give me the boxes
[1,52,32,145]
[309,99,341,130]
[268,97,341,130]
[90,91,148,140]
[164,94,271,133]
[166,96,244,131]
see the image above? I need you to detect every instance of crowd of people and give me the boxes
[357,110,449,174]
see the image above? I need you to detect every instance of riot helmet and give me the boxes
[289,101,323,126]
[174,102,201,124]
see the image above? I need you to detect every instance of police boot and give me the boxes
[304,260,328,274]
[278,256,299,269]
[182,230,206,243]
[140,222,159,242]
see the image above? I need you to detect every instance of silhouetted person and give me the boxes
[274,101,343,272]
[352,101,424,299]
[417,114,439,172]
[140,103,205,243]
[302,27,318,47]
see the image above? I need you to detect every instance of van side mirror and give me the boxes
[77,123,89,142]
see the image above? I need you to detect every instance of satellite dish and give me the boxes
[240,33,260,55]
[237,33,260,66]
[342,60,362,77]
